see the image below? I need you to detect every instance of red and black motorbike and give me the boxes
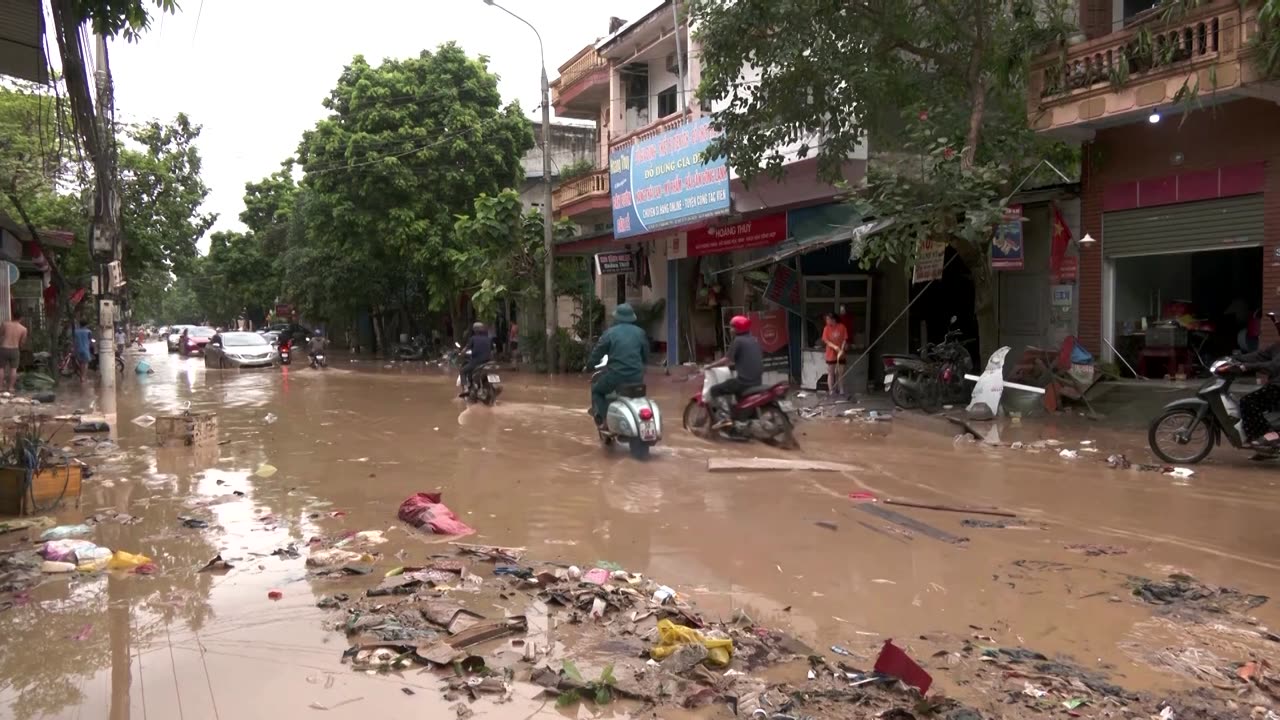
[682,366,798,449]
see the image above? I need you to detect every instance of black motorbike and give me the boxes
[309,350,328,369]
[1148,312,1280,464]
[883,327,974,412]
[396,335,430,361]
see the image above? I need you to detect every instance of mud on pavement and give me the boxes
[0,345,1278,719]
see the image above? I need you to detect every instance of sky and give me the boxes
[107,0,659,244]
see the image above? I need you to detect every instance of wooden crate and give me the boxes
[0,464,84,516]
[155,412,218,448]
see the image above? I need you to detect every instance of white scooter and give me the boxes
[592,354,662,459]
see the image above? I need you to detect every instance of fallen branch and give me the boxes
[883,499,1017,518]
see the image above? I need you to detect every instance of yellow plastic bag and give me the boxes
[650,619,733,666]
[107,551,153,570]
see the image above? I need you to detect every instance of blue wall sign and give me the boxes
[609,117,731,239]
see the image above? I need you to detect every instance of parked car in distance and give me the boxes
[204,332,277,369]
[260,330,280,349]
[179,326,217,356]
[166,325,194,353]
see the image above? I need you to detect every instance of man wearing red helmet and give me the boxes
[707,314,764,427]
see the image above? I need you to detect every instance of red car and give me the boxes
[180,326,217,356]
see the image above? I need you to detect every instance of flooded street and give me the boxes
[2,345,1279,719]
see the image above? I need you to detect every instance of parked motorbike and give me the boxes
[591,354,662,459]
[682,366,797,448]
[456,345,502,406]
[1148,312,1280,464]
[883,324,974,412]
[396,335,429,361]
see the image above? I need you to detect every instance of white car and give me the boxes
[166,325,194,353]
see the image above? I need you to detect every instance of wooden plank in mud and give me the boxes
[854,503,969,545]
[707,457,859,473]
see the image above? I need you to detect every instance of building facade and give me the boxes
[1028,0,1279,377]
[550,0,871,386]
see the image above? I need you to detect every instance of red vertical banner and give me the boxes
[748,309,790,373]
[1050,202,1077,283]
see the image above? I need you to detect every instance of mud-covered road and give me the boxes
[1,344,1277,719]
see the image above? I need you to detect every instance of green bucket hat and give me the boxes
[613,303,637,323]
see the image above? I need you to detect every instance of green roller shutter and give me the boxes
[1103,195,1264,258]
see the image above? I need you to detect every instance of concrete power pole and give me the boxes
[92,35,120,418]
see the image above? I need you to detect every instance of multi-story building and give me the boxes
[1028,0,1279,376]
[551,1,873,386]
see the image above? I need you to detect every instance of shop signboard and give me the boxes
[594,250,635,275]
[991,205,1024,270]
[685,213,786,257]
[748,309,790,372]
[762,263,801,313]
[912,237,946,284]
[609,117,731,240]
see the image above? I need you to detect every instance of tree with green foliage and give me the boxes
[294,43,534,348]
[120,114,217,316]
[190,230,274,325]
[693,0,1075,358]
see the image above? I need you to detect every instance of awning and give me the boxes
[716,217,893,274]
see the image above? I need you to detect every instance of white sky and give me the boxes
[107,0,658,243]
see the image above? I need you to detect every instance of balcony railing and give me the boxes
[610,109,694,147]
[551,48,608,107]
[1035,1,1243,99]
[552,168,609,212]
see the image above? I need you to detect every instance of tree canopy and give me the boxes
[693,0,1076,357]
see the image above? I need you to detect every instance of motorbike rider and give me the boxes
[587,304,648,429]
[458,322,493,397]
[706,315,763,428]
[1236,340,1280,447]
[307,329,328,362]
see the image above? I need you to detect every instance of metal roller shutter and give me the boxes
[1102,195,1264,258]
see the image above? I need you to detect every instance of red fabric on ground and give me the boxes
[397,492,475,536]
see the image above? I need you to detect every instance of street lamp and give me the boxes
[484,0,557,375]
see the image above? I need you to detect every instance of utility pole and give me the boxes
[92,35,120,418]
[482,0,556,374]
[666,0,687,369]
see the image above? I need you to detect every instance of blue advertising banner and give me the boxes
[609,117,731,239]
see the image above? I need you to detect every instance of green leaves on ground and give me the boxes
[555,660,616,707]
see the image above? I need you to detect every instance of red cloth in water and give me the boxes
[397,492,475,536]
[874,639,932,695]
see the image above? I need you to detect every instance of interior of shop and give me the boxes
[1112,246,1262,378]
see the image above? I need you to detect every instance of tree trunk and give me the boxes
[954,239,998,365]
[371,307,385,356]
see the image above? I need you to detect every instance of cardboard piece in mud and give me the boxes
[155,411,218,448]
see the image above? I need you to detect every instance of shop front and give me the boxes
[1100,169,1265,378]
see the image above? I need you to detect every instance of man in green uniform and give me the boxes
[587,304,649,428]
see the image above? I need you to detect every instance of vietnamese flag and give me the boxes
[1050,202,1077,283]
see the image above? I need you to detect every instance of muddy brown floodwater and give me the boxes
[1,344,1278,719]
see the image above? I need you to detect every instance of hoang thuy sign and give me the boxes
[609,117,731,240]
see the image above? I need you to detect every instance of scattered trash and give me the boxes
[73,421,110,433]
[40,539,97,563]
[871,579,896,585]
[316,593,349,609]
[1062,698,1087,710]
[178,517,209,529]
[264,413,278,424]
[1166,467,1195,479]
[1022,681,1048,698]
[131,414,156,427]
[652,585,676,603]
[199,554,234,573]
[651,619,733,666]
[1130,573,1268,612]
[961,518,1030,529]
[830,645,853,656]
[1065,543,1128,556]
[397,492,475,536]
[268,589,283,600]
[255,463,278,478]
[884,499,1016,518]
[1106,453,1131,469]
[40,560,76,573]
[308,549,366,568]
[847,491,877,503]
[814,520,839,531]
[39,524,92,541]
[1159,707,1175,720]
[1058,449,1079,459]
[583,567,610,585]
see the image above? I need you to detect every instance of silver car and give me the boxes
[204,332,277,369]
[166,325,193,353]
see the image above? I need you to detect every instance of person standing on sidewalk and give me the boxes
[822,312,848,397]
[0,309,28,392]
[73,319,93,382]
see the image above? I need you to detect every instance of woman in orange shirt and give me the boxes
[821,313,848,397]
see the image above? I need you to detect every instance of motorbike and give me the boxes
[883,325,974,412]
[396,335,430,361]
[309,350,328,370]
[591,354,662,460]
[682,366,798,448]
[456,345,502,406]
[278,339,293,366]
[1148,312,1280,465]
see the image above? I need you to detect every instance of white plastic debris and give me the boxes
[1159,707,1175,720]
[1058,449,1079,459]
[131,414,156,428]
[652,585,676,603]
[264,413,278,424]
[1022,682,1048,699]
[1166,467,1195,479]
